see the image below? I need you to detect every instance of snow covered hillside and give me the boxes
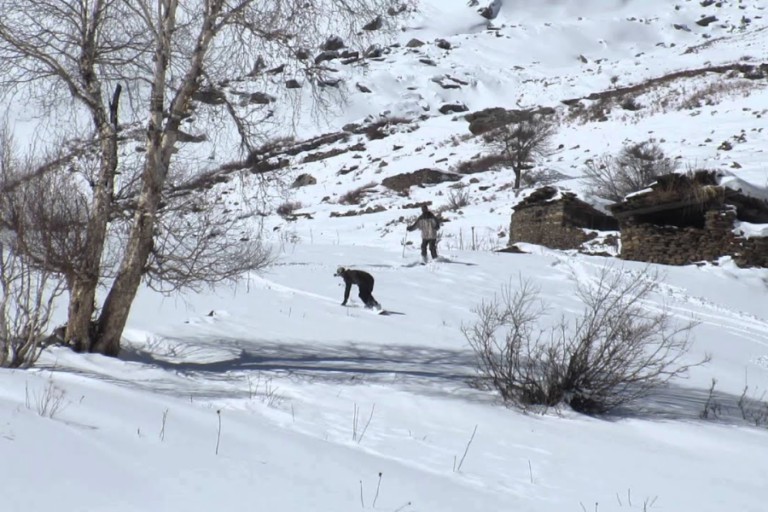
[3,1,768,511]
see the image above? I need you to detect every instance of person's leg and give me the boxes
[359,290,379,309]
[420,239,428,263]
[429,239,438,259]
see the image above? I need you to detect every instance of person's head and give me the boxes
[421,204,429,214]
[334,266,346,277]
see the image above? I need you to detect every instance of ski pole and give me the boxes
[402,230,408,258]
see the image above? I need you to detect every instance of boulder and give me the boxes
[363,16,383,31]
[322,36,345,51]
[439,103,469,115]
[291,173,317,189]
[382,168,461,192]
[465,106,556,135]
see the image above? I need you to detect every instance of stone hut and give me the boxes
[509,186,619,250]
[608,170,768,267]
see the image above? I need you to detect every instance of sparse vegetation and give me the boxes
[363,116,412,140]
[339,182,377,205]
[583,140,678,202]
[482,116,557,191]
[276,200,303,217]
[454,153,507,175]
[446,186,471,211]
[463,267,706,414]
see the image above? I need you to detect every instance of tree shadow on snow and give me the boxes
[117,338,493,404]
[607,383,762,428]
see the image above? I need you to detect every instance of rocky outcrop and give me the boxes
[291,173,317,188]
[465,106,556,135]
[382,168,461,192]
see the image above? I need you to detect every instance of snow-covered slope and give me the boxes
[3,1,768,511]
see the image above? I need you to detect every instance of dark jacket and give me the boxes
[336,269,375,305]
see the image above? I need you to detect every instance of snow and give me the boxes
[3,0,768,511]
[734,221,768,239]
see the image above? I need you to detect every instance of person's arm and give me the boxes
[342,280,351,305]
[407,216,421,232]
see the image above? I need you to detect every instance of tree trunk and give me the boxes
[64,86,122,352]
[92,0,220,356]
[93,179,160,356]
[514,167,521,190]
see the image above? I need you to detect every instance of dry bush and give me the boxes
[583,141,678,202]
[363,116,411,140]
[463,267,706,414]
[339,182,377,205]
[446,187,471,211]
[454,153,507,175]
[482,115,557,191]
[679,80,757,110]
[276,200,303,217]
[0,242,64,368]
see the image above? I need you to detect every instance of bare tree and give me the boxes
[0,240,64,368]
[583,140,678,202]
[463,267,707,414]
[0,0,407,356]
[483,115,557,192]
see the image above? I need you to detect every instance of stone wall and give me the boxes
[619,208,736,265]
[510,202,598,250]
[618,207,768,267]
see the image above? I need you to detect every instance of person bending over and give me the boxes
[335,267,381,309]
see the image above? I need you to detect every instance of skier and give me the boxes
[335,267,381,310]
[407,204,441,264]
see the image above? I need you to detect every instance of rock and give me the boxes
[322,36,345,51]
[315,50,339,64]
[356,83,372,93]
[192,87,225,105]
[382,168,461,192]
[673,23,692,32]
[419,58,437,66]
[291,173,317,189]
[285,79,302,89]
[465,106,556,135]
[267,64,285,74]
[718,140,733,151]
[248,92,275,105]
[696,15,718,27]
[362,16,383,31]
[176,130,207,143]
[406,38,425,48]
[364,44,384,58]
[439,103,469,115]
[436,39,452,50]
[296,48,310,60]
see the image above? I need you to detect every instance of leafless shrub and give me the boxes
[700,378,723,420]
[482,116,557,191]
[276,200,303,217]
[583,141,678,202]
[737,384,768,428]
[32,380,69,419]
[0,242,64,368]
[520,168,569,188]
[339,181,377,205]
[454,153,507,175]
[446,187,471,211]
[679,80,757,110]
[566,96,614,124]
[463,267,706,414]
[363,116,411,140]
